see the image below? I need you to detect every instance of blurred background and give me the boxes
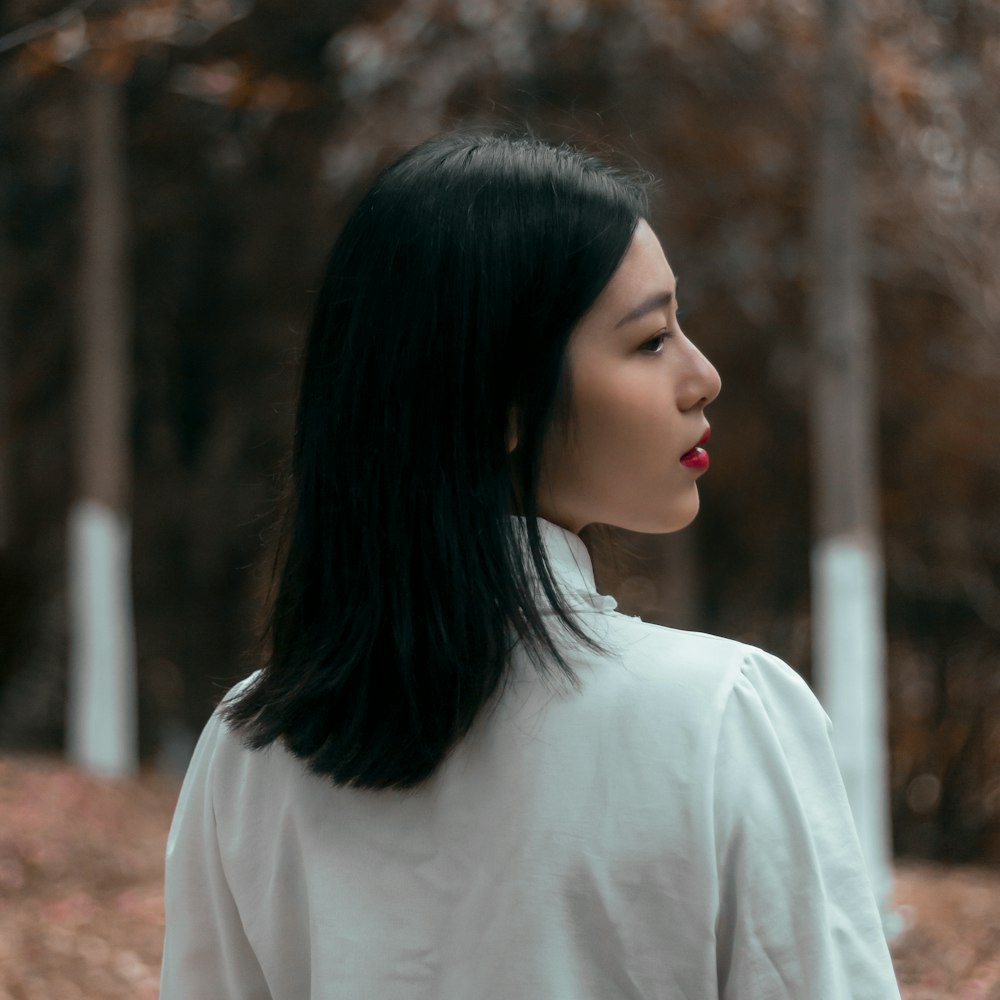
[2,0,1000,994]
[1,0,999,875]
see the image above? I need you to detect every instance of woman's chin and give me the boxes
[643,493,701,535]
[602,503,700,536]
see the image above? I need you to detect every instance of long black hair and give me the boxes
[223,130,651,789]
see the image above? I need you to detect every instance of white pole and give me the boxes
[68,73,137,777]
[810,0,897,931]
[67,499,137,774]
[812,534,894,924]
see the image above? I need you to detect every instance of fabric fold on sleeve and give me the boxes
[159,707,273,1000]
[712,650,901,1000]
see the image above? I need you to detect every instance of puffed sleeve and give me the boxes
[159,708,273,1000]
[712,651,901,999]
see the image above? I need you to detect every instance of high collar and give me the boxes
[509,515,618,614]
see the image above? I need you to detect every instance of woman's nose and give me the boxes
[680,340,722,411]
[701,353,722,407]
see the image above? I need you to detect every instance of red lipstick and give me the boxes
[680,428,710,470]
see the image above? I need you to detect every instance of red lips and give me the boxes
[696,428,710,447]
[680,427,711,470]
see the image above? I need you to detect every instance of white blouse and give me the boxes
[160,517,901,999]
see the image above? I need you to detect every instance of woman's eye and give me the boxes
[642,333,668,354]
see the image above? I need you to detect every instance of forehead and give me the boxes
[582,219,677,328]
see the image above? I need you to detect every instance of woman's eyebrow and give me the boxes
[614,289,675,328]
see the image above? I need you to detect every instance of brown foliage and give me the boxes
[0,756,176,998]
[0,0,998,862]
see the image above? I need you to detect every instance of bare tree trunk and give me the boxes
[810,0,895,929]
[0,324,8,550]
[0,172,10,551]
[67,72,137,777]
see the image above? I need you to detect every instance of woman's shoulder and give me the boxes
[173,669,302,829]
[596,611,822,728]
[183,669,274,782]
[602,610,786,677]
[218,669,262,702]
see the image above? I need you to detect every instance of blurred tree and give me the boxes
[0,199,9,552]
[0,0,997,859]
[808,0,893,923]
[67,68,137,777]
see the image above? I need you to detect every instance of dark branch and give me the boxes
[0,0,97,56]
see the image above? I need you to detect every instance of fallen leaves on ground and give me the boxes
[0,756,175,1000]
[1,754,998,999]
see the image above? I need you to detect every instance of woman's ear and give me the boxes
[506,408,519,454]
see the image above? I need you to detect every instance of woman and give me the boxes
[160,131,901,998]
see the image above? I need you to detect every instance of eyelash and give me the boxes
[641,309,684,354]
